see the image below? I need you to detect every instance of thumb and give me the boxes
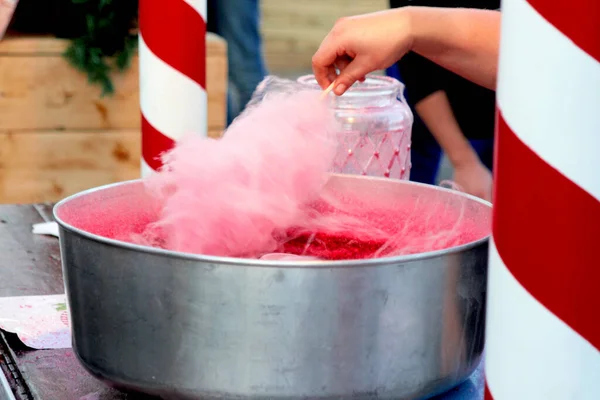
[333,57,372,95]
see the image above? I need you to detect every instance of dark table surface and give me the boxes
[0,204,151,400]
[0,204,483,400]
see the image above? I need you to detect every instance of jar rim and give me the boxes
[297,74,401,97]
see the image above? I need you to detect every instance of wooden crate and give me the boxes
[261,0,387,71]
[0,33,228,204]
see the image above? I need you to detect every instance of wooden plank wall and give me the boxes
[261,0,387,71]
[0,34,227,204]
[0,37,227,133]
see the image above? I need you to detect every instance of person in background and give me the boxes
[0,0,18,40]
[312,7,500,97]
[385,1,498,202]
[207,0,268,125]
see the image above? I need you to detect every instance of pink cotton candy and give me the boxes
[125,86,490,260]
[138,90,339,257]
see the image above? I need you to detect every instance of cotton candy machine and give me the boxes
[54,174,491,400]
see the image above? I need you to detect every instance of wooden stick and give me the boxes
[320,82,335,100]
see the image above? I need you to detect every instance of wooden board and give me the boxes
[0,33,227,204]
[261,0,387,70]
[0,129,222,204]
[0,33,227,132]
[206,33,228,132]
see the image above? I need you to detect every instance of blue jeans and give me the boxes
[207,0,268,125]
[386,65,494,185]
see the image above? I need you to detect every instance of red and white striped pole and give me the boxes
[139,0,207,177]
[486,0,600,398]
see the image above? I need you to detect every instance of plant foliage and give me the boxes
[63,0,138,96]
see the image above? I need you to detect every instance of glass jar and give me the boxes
[297,74,413,180]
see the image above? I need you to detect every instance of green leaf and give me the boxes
[99,0,112,10]
[62,0,139,96]
[86,14,96,34]
[55,303,67,312]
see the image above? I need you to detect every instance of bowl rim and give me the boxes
[53,174,492,269]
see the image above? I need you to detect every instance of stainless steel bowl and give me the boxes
[54,174,491,400]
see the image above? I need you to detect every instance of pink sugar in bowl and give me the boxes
[297,74,414,180]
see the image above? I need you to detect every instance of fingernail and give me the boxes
[334,83,347,95]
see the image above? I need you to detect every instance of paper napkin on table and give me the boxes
[0,294,71,349]
[32,221,59,238]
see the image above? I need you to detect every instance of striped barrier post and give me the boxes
[139,0,207,177]
[486,0,600,398]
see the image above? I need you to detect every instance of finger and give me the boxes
[312,60,333,89]
[334,57,373,95]
[326,66,338,87]
[312,34,340,89]
[334,55,353,73]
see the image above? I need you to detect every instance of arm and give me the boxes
[416,91,493,201]
[312,7,501,94]
[415,91,480,167]
[409,7,500,90]
[398,52,479,168]
[398,52,493,200]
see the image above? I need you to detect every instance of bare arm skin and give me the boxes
[409,7,500,91]
[416,91,479,167]
[416,91,493,201]
[312,7,501,95]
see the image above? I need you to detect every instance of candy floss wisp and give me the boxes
[125,86,490,260]
[136,90,339,257]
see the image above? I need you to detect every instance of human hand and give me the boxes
[312,8,414,96]
[453,160,493,202]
